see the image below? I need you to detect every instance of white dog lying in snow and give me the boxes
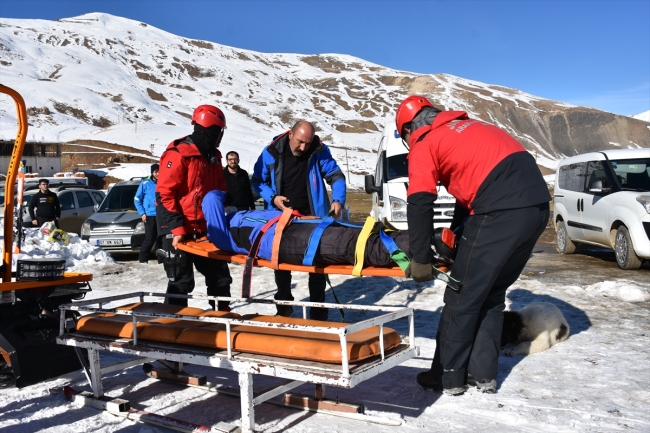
[501,302,569,356]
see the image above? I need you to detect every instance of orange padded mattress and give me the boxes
[76,302,401,364]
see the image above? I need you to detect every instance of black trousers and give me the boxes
[35,216,59,229]
[430,203,549,389]
[274,270,328,320]
[139,216,161,263]
[164,241,232,310]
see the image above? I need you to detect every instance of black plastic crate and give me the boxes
[16,259,65,281]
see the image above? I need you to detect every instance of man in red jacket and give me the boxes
[156,104,232,311]
[396,95,551,396]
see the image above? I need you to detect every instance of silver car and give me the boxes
[81,179,149,253]
[21,186,105,234]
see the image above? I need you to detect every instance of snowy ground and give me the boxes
[1,228,649,432]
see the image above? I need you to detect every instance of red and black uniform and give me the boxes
[408,110,551,389]
[156,136,232,309]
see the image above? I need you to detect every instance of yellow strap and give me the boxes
[352,216,376,277]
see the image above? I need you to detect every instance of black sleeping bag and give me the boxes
[229,222,411,267]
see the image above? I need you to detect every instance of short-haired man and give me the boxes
[223,151,256,211]
[252,120,346,320]
[28,178,60,228]
[134,163,160,264]
[396,95,551,395]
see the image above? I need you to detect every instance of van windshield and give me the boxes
[99,184,139,212]
[610,158,650,191]
[387,154,408,180]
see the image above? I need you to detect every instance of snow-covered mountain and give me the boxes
[1,13,648,185]
[633,110,650,122]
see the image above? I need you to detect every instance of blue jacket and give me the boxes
[251,131,346,217]
[134,175,157,216]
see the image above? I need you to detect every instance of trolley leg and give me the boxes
[239,372,255,433]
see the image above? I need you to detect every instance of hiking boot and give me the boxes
[208,300,232,312]
[309,307,329,321]
[467,373,497,393]
[276,305,294,317]
[416,371,467,396]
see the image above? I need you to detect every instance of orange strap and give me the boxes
[270,208,298,269]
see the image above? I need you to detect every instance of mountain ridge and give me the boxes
[1,12,648,185]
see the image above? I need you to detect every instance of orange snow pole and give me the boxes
[0,84,28,283]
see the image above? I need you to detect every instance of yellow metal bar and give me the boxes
[0,84,28,283]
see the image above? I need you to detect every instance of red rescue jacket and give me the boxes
[156,137,227,237]
[407,111,527,212]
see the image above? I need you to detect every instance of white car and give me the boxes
[553,148,650,269]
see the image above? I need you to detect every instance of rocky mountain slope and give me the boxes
[0,12,647,181]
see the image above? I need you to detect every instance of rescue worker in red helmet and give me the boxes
[397,95,551,395]
[156,104,232,311]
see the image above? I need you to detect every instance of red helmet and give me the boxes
[191,104,226,128]
[395,95,434,136]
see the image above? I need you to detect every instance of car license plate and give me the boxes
[97,239,122,246]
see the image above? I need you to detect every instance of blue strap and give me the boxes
[302,217,336,266]
[293,219,364,229]
[378,227,400,254]
[379,227,411,272]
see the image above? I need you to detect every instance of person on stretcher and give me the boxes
[202,190,455,269]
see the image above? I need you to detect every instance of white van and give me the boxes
[364,122,456,230]
[553,148,650,269]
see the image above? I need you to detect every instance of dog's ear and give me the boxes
[501,310,523,347]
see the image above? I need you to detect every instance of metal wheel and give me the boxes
[614,226,642,270]
[556,220,576,254]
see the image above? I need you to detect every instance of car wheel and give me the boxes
[614,226,642,270]
[556,220,576,254]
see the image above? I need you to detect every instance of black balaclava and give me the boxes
[190,124,223,163]
[410,106,442,134]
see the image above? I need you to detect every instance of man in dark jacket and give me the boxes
[156,104,232,311]
[28,178,60,228]
[396,95,551,396]
[251,120,346,320]
[223,151,256,211]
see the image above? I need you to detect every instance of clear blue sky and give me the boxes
[1,0,649,116]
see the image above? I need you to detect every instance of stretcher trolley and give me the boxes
[57,292,418,432]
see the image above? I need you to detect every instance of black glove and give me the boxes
[405,261,434,282]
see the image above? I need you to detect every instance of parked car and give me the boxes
[80,179,149,253]
[18,186,105,234]
[553,148,650,269]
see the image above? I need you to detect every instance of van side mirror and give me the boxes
[588,179,612,194]
[94,204,99,212]
[364,175,381,195]
[589,186,612,194]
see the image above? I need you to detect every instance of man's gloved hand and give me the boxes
[405,261,434,282]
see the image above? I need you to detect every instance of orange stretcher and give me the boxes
[177,237,407,277]
[57,292,418,432]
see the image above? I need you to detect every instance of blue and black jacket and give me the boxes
[251,131,346,217]
[134,175,157,217]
